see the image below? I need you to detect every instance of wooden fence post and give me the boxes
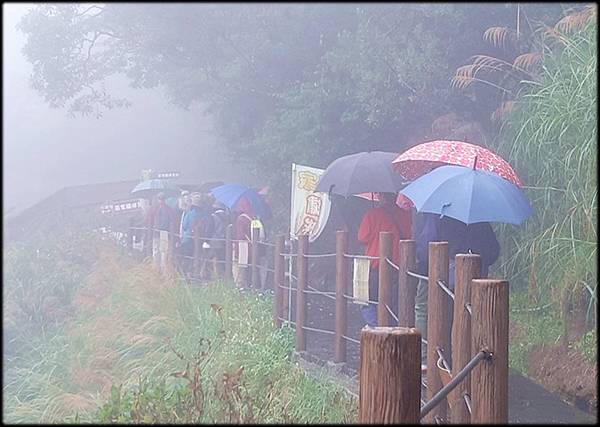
[296,234,308,352]
[193,235,202,279]
[127,226,134,251]
[273,234,285,328]
[281,238,293,323]
[168,225,177,271]
[335,230,349,363]
[359,326,421,424]
[251,227,260,289]
[377,231,393,326]
[426,241,450,422]
[224,224,233,281]
[449,254,481,423]
[398,239,417,327]
[471,279,509,424]
[144,227,152,258]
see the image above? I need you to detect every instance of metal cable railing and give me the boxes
[302,253,336,258]
[302,325,335,335]
[463,393,472,414]
[343,253,379,260]
[384,303,399,323]
[385,257,399,270]
[343,293,379,305]
[435,346,452,374]
[306,285,337,301]
[342,335,360,345]
[407,270,428,281]
[436,279,455,301]
[420,350,490,419]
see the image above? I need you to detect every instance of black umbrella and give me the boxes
[315,151,407,197]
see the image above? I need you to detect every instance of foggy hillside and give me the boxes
[3,3,252,218]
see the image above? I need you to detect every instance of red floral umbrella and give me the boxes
[392,140,523,187]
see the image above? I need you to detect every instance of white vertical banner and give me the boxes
[290,163,332,242]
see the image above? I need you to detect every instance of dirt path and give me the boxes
[281,290,596,424]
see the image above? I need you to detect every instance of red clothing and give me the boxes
[357,205,412,268]
[235,213,253,241]
[146,202,178,233]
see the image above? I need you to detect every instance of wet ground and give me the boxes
[281,288,597,424]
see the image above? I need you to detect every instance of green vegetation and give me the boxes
[494,9,597,368]
[3,231,356,423]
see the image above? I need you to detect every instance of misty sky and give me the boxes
[3,3,251,217]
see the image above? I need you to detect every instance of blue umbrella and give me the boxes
[211,184,272,220]
[315,151,407,197]
[131,179,178,198]
[400,165,533,225]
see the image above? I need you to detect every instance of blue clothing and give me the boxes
[181,206,214,244]
[415,213,500,277]
[181,207,201,244]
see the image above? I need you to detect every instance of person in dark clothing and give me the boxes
[415,213,500,284]
[147,192,178,233]
[414,212,500,367]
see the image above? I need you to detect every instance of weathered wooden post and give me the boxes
[144,226,153,258]
[281,238,293,322]
[272,234,285,328]
[167,224,177,270]
[359,326,421,424]
[449,254,481,423]
[426,241,450,422]
[398,239,417,327]
[377,231,393,326]
[471,279,509,424]
[224,224,233,281]
[251,227,260,289]
[153,229,161,268]
[127,226,134,251]
[193,234,202,278]
[295,234,308,352]
[334,230,349,363]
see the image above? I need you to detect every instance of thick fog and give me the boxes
[3,3,249,218]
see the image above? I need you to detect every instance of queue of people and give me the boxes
[141,188,269,285]
[139,184,501,371]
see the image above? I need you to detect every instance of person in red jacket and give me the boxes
[357,192,412,326]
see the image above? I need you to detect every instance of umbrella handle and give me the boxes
[473,155,478,170]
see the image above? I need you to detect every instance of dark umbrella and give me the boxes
[211,183,272,220]
[314,151,407,197]
[130,179,178,199]
[400,165,533,225]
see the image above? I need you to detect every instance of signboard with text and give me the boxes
[290,163,331,242]
[101,199,142,215]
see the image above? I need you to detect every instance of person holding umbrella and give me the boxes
[400,160,532,369]
[413,212,500,367]
[357,191,412,326]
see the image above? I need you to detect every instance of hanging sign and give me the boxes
[290,163,332,242]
